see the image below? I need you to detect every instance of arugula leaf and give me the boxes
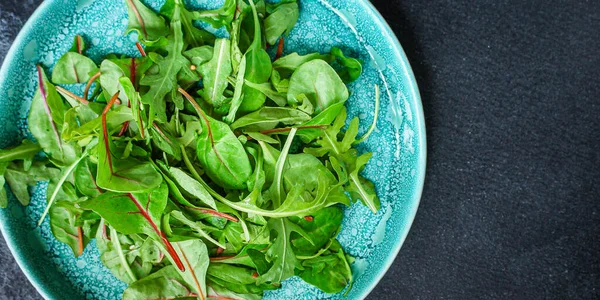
[198,38,232,108]
[140,4,188,124]
[289,206,343,256]
[0,140,41,169]
[52,52,98,84]
[287,59,349,114]
[164,166,217,210]
[230,107,311,132]
[304,108,380,213]
[162,0,215,47]
[264,1,299,46]
[125,0,169,42]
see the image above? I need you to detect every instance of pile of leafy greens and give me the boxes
[0,0,381,298]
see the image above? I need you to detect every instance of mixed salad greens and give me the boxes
[0,0,382,298]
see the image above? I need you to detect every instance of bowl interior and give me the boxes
[0,0,425,299]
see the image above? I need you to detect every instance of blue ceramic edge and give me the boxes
[356,1,426,299]
[0,1,56,298]
[0,1,427,299]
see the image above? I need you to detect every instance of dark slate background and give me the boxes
[1,0,599,299]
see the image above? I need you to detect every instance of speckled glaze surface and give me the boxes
[0,0,425,299]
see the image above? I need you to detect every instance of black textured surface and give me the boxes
[1,0,599,299]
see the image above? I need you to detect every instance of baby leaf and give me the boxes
[264,1,299,45]
[52,52,98,84]
[100,60,127,102]
[125,0,169,41]
[80,184,185,271]
[272,52,332,75]
[289,206,343,256]
[123,266,196,300]
[166,166,218,210]
[330,47,363,83]
[240,0,273,113]
[199,38,232,108]
[297,240,353,294]
[3,161,58,206]
[49,196,98,257]
[231,107,311,132]
[257,218,310,284]
[74,157,102,198]
[69,35,86,54]
[170,211,225,248]
[0,163,7,208]
[0,140,41,169]
[184,45,214,67]
[150,123,182,160]
[287,59,349,114]
[192,0,236,29]
[207,264,278,294]
[29,66,81,166]
[172,239,210,299]
[162,0,215,47]
[207,284,262,300]
[296,102,345,143]
[187,95,252,190]
[140,5,188,124]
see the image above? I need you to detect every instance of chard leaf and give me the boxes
[49,194,98,257]
[125,0,169,41]
[172,239,210,299]
[69,35,86,54]
[29,66,81,166]
[52,52,98,84]
[73,157,102,198]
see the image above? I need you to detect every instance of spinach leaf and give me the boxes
[239,0,273,113]
[198,38,232,108]
[289,206,343,256]
[123,265,196,300]
[52,52,98,84]
[287,59,349,114]
[264,1,299,46]
[272,52,332,75]
[74,157,102,198]
[125,0,169,42]
[230,107,311,132]
[179,90,253,190]
[192,0,236,29]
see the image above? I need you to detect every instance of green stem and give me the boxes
[110,227,137,282]
[37,151,88,226]
[272,128,297,207]
[355,84,380,144]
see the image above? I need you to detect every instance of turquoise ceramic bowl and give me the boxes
[0,0,425,299]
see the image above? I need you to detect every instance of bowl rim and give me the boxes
[0,0,427,299]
